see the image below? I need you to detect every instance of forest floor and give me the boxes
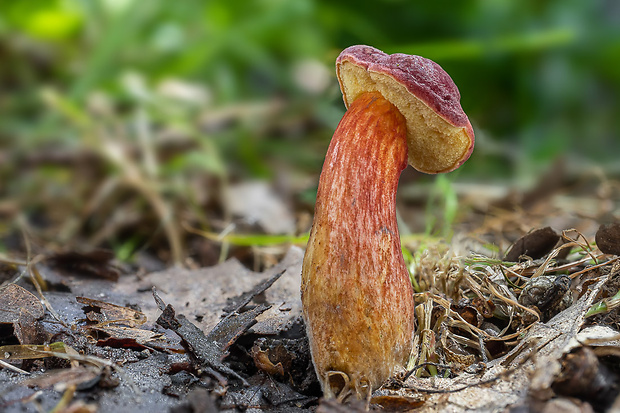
[1,167,620,413]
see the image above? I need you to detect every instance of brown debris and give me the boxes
[518,275,573,322]
[76,296,182,352]
[77,296,147,327]
[0,284,45,322]
[218,375,314,410]
[48,249,120,281]
[370,394,426,411]
[250,336,318,393]
[0,284,45,345]
[21,365,103,391]
[154,289,269,385]
[223,269,285,314]
[117,247,304,336]
[595,222,620,255]
[505,226,560,262]
[451,300,484,328]
[251,343,286,377]
[552,347,618,411]
[89,326,168,350]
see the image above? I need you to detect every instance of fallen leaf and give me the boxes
[0,284,45,345]
[77,297,147,327]
[87,326,165,348]
[595,222,620,255]
[115,247,303,335]
[155,293,269,385]
[21,365,102,391]
[223,269,285,314]
[1,342,68,360]
[505,227,560,262]
[0,284,44,323]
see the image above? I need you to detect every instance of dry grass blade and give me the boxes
[414,297,438,377]
[27,257,72,332]
[41,89,184,265]
[570,256,620,280]
[528,238,591,280]
[1,343,67,360]
[404,226,617,378]
[0,359,30,375]
[16,216,73,333]
[49,384,77,413]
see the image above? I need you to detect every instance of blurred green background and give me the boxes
[1,0,619,264]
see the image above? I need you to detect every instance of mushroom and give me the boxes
[301,45,475,400]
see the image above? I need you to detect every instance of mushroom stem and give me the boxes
[301,91,415,399]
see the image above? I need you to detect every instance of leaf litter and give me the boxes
[1,190,620,411]
[0,248,314,412]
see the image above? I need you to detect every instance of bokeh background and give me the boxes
[1,0,619,266]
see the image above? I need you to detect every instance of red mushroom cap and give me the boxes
[336,45,475,174]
